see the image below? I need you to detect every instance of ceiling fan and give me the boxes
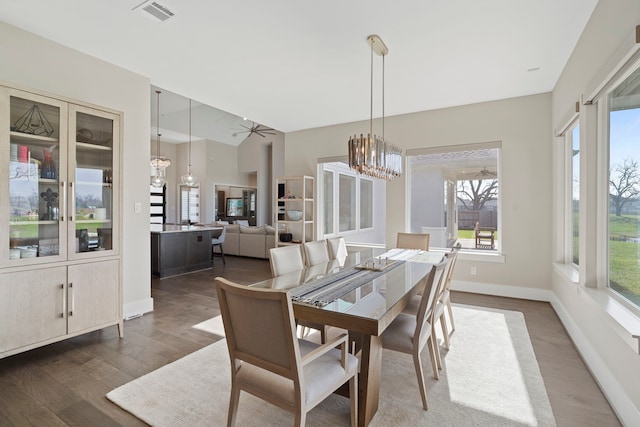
[472,167,498,178]
[232,121,276,138]
[460,167,498,179]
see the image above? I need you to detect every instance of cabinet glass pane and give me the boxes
[9,96,61,260]
[74,112,113,253]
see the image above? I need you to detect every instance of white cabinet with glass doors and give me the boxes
[0,84,122,359]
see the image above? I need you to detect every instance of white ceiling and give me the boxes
[1,0,599,144]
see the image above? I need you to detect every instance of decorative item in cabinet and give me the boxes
[41,148,57,179]
[38,239,59,257]
[39,187,59,220]
[76,127,112,145]
[12,104,55,136]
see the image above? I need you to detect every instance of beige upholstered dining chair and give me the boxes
[380,258,448,410]
[403,246,460,354]
[432,245,460,350]
[270,244,327,342]
[269,245,305,277]
[303,240,330,266]
[215,277,358,427]
[396,232,430,251]
[326,237,348,262]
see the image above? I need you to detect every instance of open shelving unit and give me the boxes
[275,176,314,247]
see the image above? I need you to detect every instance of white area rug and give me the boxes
[107,304,555,426]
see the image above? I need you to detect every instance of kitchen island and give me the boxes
[151,224,222,278]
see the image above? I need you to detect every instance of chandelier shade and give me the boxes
[348,133,402,180]
[348,34,402,180]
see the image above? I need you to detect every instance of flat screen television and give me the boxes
[226,198,243,217]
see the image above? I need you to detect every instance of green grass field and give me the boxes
[460,216,640,306]
[609,215,640,305]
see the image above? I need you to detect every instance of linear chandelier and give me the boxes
[348,34,402,181]
[151,90,171,188]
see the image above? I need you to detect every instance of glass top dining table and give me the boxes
[249,247,445,426]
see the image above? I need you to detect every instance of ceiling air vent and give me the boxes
[133,0,175,22]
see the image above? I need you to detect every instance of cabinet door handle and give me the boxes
[68,282,74,316]
[60,181,66,222]
[69,182,75,222]
[60,283,66,318]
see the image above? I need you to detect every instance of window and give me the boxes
[323,170,333,235]
[571,125,580,265]
[320,161,377,237]
[360,179,373,229]
[179,185,199,224]
[606,66,640,306]
[150,184,166,224]
[338,174,356,232]
[407,142,500,250]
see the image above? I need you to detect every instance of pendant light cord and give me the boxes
[188,99,192,173]
[155,90,161,176]
[370,42,373,141]
[382,54,385,140]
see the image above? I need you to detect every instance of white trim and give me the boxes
[123,297,154,319]
[457,251,505,263]
[554,102,580,137]
[584,25,640,104]
[550,292,640,426]
[452,280,551,301]
[553,262,579,284]
[317,155,348,164]
[406,140,502,157]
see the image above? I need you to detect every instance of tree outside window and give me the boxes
[607,66,640,307]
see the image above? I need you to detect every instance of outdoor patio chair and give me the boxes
[474,222,495,249]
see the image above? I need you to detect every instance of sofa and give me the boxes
[219,223,277,259]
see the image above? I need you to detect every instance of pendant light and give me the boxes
[348,35,402,180]
[181,98,198,186]
[151,90,171,188]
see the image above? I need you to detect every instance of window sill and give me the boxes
[457,250,505,263]
[553,262,579,284]
[580,285,640,355]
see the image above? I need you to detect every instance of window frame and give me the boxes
[178,184,200,224]
[591,56,640,314]
[406,141,502,253]
[319,162,375,237]
[560,118,581,269]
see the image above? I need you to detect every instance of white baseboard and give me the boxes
[452,279,639,426]
[549,294,640,426]
[452,280,554,302]
[123,297,154,320]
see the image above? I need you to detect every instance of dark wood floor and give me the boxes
[0,256,621,426]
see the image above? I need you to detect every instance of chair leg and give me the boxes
[412,349,429,410]
[219,244,226,265]
[294,407,306,427]
[227,384,241,427]
[446,301,455,333]
[349,374,358,427]
[427,336,440,380]
[440,313,450,350]
[431,326,443,371]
